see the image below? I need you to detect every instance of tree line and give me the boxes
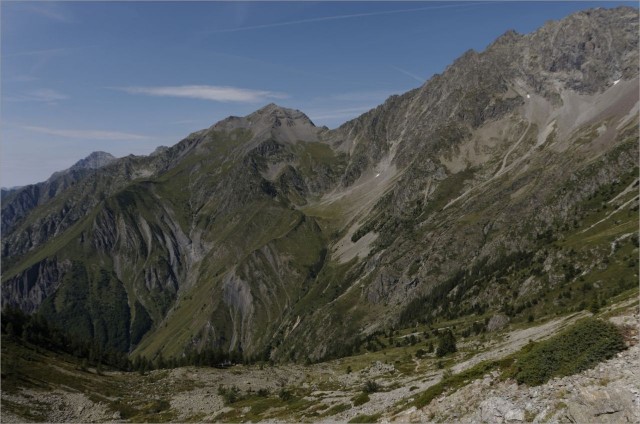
[1,307,248,373]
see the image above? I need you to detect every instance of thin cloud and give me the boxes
[115,85,288,103]
[21,126,150,141]
[208,2,492,34]
[3,48,70,76]
[23,4,72,23]
[391,66,426,84]
[7,89,68,103]
[2,48,69,59]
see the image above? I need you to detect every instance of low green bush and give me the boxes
[278,388,293,401]
[410,318,626,411]
[323,403,351,416]
[218,385,241,404]
[351,392,370,406]
[349,413,382,423]
[508,318,625,386]
[363,380,380,393]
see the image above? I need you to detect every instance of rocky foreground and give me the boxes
[2,300,637,423]
[403,339,639,423]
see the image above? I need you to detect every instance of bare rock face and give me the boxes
[213,103,320,147]
[479,397,524,423]
[487,314,511,332]
[525,7,639,93]
[68,151,116,172]
[1,258,71,313]
[566,386,635,423]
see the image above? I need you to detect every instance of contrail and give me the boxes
[391,66,425,83]
[207,2,493,34]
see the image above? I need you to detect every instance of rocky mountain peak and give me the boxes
[488,29,522,48]
[211,103,319,145]
[69,151,116,171]
[248,103,316,129]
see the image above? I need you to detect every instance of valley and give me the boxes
[1,293,637,422]
[1,5,639,423]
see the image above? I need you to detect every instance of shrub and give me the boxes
[436,330,457,357]
[348,413,382,423]
[218,385,241,404]
[324,403,351,416]
[509,318,625,386]
[442,368,453,379]
[278,388,292,401]
[363,380,380,394]
[351,392,370,406]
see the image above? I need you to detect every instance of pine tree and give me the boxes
[436,329,457,357]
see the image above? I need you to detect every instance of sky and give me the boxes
[1,1,636,188]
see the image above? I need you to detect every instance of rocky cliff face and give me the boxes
[1,7,638,361]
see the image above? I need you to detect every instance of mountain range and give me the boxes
[1,6,638,364]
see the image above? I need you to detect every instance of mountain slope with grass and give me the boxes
[1,7,638,365]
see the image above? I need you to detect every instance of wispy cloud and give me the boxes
[2,48,69,59]
[21,126,150,141]
[391,66,425,84]
[3,48,70,76]
[23,4,72,23]
[207,2,491,34]
[7,89,68,104]
[305,90,401,126]
[115,85,288,103]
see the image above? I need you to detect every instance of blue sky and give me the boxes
[1,1,635,187]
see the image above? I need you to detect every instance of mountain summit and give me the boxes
[69,151,116,171]
[1,7,638,364]
[212,103,320,146]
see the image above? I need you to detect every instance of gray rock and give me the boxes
[487,314,511,332]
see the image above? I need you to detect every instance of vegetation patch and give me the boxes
[349,412,383,423]
[505,318,626,386]
[321,403,351,416]
[410,359,504,409]
[351,392,370,406]
[409,318,626,411]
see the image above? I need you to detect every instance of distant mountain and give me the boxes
[1,7,637,363]
[1,186,23,201]
[1,151,119,246]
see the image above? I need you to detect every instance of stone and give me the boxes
[505,408,525,421]
[487,315,510,332]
